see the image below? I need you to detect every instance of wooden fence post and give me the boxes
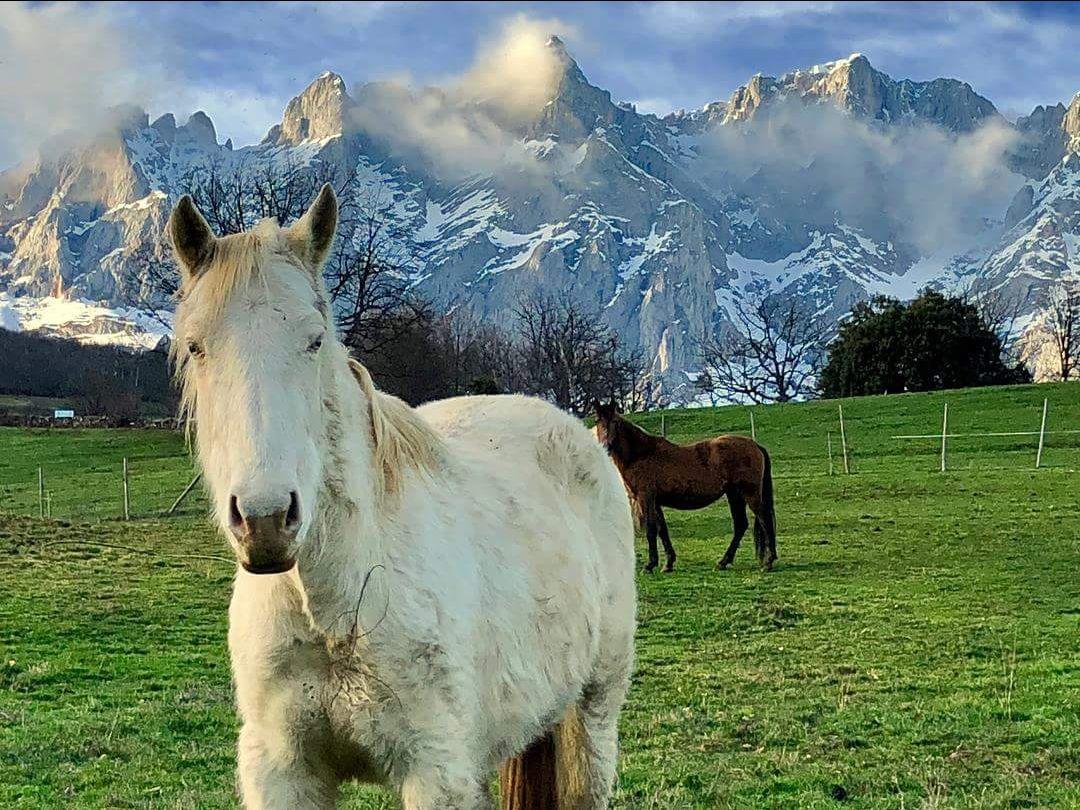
[46,492,52,519]
[122,458,130,521]
[749,411,756,441]
[38,467,44,519]
[660,413,666,437]
[940,402,949,473]
[168,473,203,516]
[838,403,850,474]
[1036,398,1048,469]
[827,432,834,476]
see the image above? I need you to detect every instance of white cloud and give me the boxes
[700,100,1024,254]
[0,3,154,166]
[456,15,573,121]
[348,15,576,179]
[635,1,838,41]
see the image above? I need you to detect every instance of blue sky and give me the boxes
[2,2,1080,163]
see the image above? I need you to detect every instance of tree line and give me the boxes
[696,280,1079,403]
[0,328,175,422]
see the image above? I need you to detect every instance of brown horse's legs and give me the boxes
[745,492,776,570]
[718,492,748,569]
[643,501,660,573]
[655,507,676,573]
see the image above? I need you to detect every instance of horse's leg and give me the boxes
[643,503,660,574]
[237,725,339,810]
[231,578,340,810]
[656,506,677,573]
[556,612,634,810]
[717,491,748,570]
[400,764,491,810]
[395,703,490,809]
[745,491,775,571]
[567,674,631,808]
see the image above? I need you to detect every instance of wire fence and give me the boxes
[633,390,1080,479]
[1,386,1077,524]
[0,428,207,523]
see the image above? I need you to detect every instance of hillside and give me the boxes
[1,44,1078,388]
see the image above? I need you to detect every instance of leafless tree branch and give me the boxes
[696,296,827,404]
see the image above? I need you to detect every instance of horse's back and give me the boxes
[699,434,766,488]
[418,393,634,573]
[419,395,628,506]
[417,394,636,760]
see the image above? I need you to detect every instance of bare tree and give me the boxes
[696,296,827,404]
[1041,280,1080,380]
[122,156,345,326]
[514,295,646,416]
[120,159,660,411]
[78,364,142,424]
[124,157,432,361]
[181,154,345,235]
[361,310,522,405]
[122,234,178,332]
[965,282,1031,366]
[327,186,429,357]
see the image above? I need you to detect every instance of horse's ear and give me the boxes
[591,399,603,416]
[288,183,338,271]
[168,195,216,279]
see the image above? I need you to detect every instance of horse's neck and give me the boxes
[297,350,389,638]
[616,419,655,462]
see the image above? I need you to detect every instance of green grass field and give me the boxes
[1,383,1077,808]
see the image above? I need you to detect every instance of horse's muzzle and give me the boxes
[230,492,300,575]
[241,556,297,575]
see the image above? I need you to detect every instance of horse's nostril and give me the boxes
[285,491,301,530]
[229,495,243,528]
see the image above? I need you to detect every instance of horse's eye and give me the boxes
[307,335,324,354]
[187,340,203,358]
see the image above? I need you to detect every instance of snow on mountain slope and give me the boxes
[1,43,1077,388]
[0,292,168,349]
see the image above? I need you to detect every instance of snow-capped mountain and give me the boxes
[1,41,1078,387]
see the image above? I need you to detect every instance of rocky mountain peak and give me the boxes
[1066,92,1080,149]
[181,111,218,148]
[1011,100,1076,179]
[715,53,999,134]
[545,35,570,59]
[275,71,355,145]
[1,50,1077,392]
[522,37,622,143]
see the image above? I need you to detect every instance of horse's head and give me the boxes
[591,400,621,453]
[170,186,339,575]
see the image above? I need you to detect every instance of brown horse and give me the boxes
[593,401,777,573]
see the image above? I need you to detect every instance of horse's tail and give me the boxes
[499,705,593,809]
[753,444,777,568]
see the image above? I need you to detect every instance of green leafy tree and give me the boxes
[820,290,1031,397]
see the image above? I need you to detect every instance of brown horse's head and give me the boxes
[592,400,622,453]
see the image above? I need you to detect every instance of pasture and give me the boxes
[1,382,1077,808]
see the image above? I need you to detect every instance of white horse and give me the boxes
[168,185,636,809]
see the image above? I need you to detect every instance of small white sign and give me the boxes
[54,409,75,419]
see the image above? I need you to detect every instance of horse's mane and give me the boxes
[348,359,442,497]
